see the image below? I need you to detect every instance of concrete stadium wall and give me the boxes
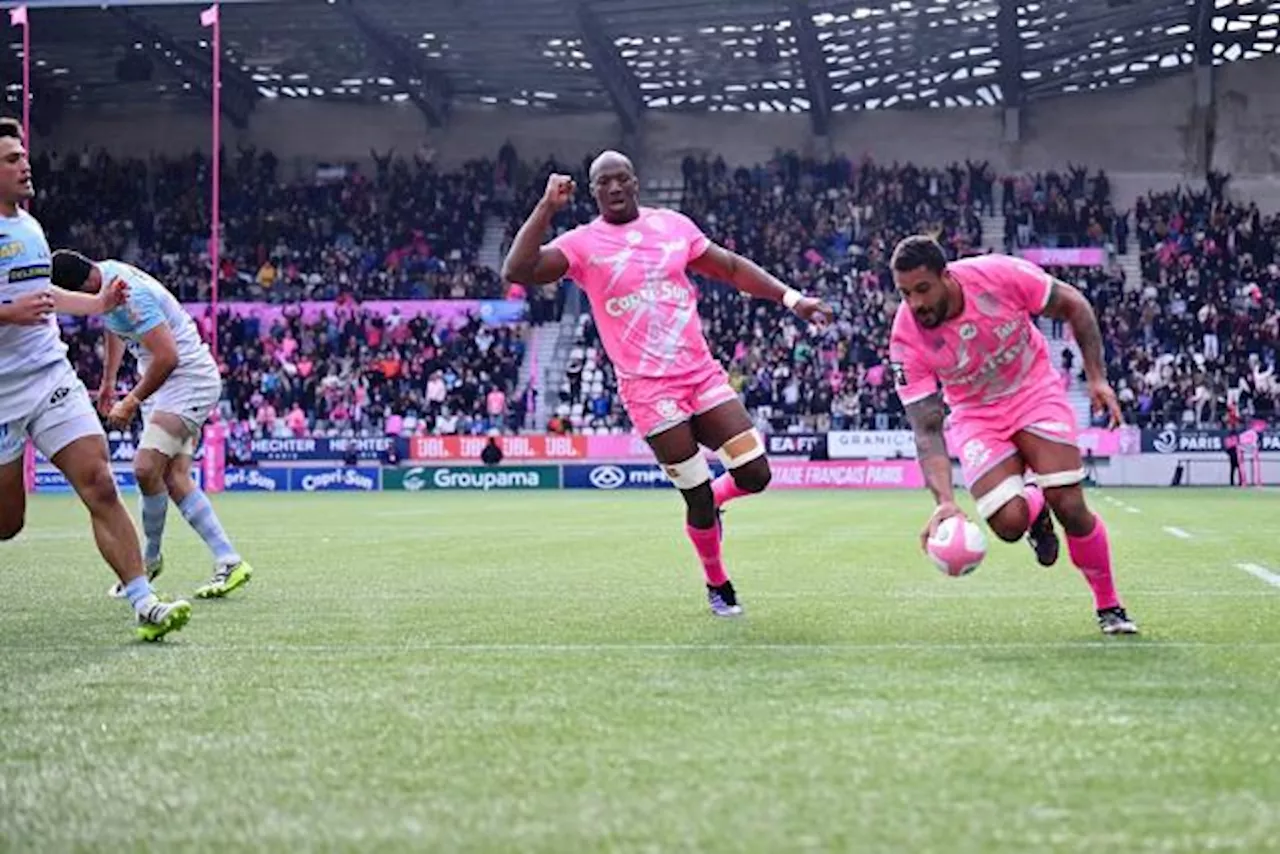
[37,58,1280,205]
[1215,56,1280,177]
[1094,455,1280,488]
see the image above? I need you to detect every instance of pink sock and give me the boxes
[686,524,728,586]
[711,473,752,508]
[1023,484,1045,531]
[1066,514,1120,611]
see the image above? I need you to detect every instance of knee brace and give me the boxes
[1033,468,1086,489]
[663,453,713,490]
[139,421,193,457]
[975,475,1027,520]
[716,428,766,470]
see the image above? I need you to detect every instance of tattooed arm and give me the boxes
[905,391,963,549]
[905,391,955,507]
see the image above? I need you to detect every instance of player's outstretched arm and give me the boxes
[50,278,126,316]
[1040,280,1123,426]
[501,174,572,286]
[688,244,833,328]
[906,392,962,548]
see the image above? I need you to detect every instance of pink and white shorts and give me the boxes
[949,391,1080,488]
[619,364,738,437]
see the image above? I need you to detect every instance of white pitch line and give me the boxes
[1124,505,1141,514]
[3,641,1278,655]
[1162,526,1192,539]
[1237,563,1280,589]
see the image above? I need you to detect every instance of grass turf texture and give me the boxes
[3,488,1279,853]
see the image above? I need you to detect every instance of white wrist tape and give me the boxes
[782,289,803,310]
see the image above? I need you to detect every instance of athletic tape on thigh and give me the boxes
[975,475,1026,520]
[663,453,713,490]
[138,421,190,457]
[1033,468,1086,489]
[716,428,765,470]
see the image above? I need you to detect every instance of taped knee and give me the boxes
[975,475,1027,521]
[716,428,765,470]
[139,422,191,458]
[1032,468,1086,489]
[663,453,713,490]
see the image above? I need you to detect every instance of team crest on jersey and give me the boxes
[958,323,977,341]
[0,240,23,260]
[655,399,681,420]
[626,230,644,245]
[961,439,991,471]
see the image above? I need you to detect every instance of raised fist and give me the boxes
[542,174,576,211]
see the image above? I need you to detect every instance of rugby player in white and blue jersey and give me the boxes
[51,251,254,601]
[0,117,191,641]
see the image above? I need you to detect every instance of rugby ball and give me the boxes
[926,516,988,577]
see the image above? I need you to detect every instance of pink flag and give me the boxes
[200,4,218,27]
[9,5,27,26]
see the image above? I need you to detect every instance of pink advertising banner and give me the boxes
[769,460,925,490]
[1018,247,1107,267]
[585,434,655,459]
[586,427,1136,462]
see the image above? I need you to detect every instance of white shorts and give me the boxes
[143,372,222,435]
[0,361,104,466]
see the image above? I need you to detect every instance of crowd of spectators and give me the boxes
[30,142,1280,438]
[63,305,534,440]
[32,145,508,303]
[1002,164,1127,252]
[1102,178,1280,428]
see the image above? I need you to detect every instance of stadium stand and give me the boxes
[1002,165,1126,251]
[35,146,1279,438]
[1115,180,1280,428]
[65,305,531,439]
[36,149,503,302]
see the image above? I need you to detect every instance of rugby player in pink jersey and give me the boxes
[504,151,833,617]
[889,236,1138,635]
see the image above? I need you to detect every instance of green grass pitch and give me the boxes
[3,488,1279,852]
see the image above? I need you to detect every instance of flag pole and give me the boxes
[202,3,221,361]
[11,5,34,493]
[19,9,29,144]
[9,5,30,208]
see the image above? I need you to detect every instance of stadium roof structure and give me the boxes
[3,0,1278,134]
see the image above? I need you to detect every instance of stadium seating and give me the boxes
[1116,181,1280,428]
[65,306,531,438]
[35,147,501,302]
[1001,164,1125,251]
[35,148,1279,436]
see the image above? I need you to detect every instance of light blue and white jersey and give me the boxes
[0,208,65,422]
[99,260,218,384]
